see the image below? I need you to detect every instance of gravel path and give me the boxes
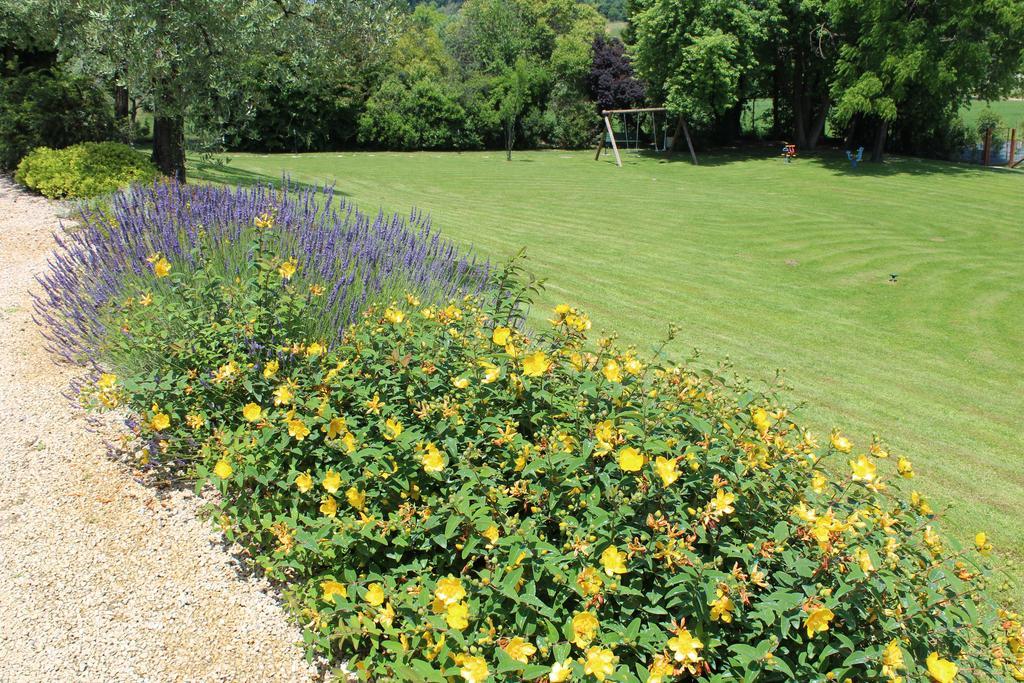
[0,179,319,682]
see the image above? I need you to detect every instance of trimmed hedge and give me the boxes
[14,142,158,199]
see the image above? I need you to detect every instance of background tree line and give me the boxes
[628,0,1024,161]
[2,0,1022,179]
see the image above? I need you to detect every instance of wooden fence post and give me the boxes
[982,128,992,166]
[1009,128,1016,168]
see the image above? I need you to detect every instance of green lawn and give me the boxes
[191,148,1024,604]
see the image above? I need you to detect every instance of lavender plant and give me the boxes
[34,179,491,367]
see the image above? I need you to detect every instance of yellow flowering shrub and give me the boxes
[74,227,1019,682]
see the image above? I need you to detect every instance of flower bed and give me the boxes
[39,182,1023,682]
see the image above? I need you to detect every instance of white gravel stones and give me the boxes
[0,179,321,682]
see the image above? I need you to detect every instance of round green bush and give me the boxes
[14,141,158,199]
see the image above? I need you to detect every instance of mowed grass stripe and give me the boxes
[192,148,1024,604]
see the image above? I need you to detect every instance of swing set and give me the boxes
[594,107,699,167]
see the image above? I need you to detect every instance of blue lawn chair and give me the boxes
[846,146,864,168]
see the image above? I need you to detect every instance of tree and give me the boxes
[587,36,645,112]
[496,56,548,159]
[630,0,765,138]
[828,0,1024,161]
[51,0,401,180]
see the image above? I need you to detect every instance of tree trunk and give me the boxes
[114,85,130,119]
[871,119,888,162]
[505,118,514,161]
[771,59,782,138]
[792,52,807,147]
[152,114,186,181]
[805,93,830,151]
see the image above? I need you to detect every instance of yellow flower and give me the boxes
[896,456,914,478]
[751,407,771,434]
[150,412,170,431]
[503,637,536,664]
[288,418,310,440]
[667,627,703,664]
[492,326,511,346]
[849,455,877,482]
[479,361,500,384]
[138,292,152,306]
[974,532,992,556]
[346,486,366,510]
[583,647,617,681]
[305,341,324,357]
[571,611,600,648]
[648,654,675,683]
[653,456,680,487]
[365,582,385,607]
[710,592,734,623]
[456,654,489,683]
[522,351,551,377]
[253,212,274,229]
[594,420,615,444]
[912,490,933,515]
[600,545,627,577]
[322,469,341,494]
[623,357,642,375]
[452,376,470,389]
[831,432,853,453]
[320,495,337,517]
[711,488,736,516]
[278,258,297,280]
[811,472,828,494]
[263,359,279,378]
[549,660,572,682]
[383,417,403,441]
[295,471,313,493]
[804,607,835,639]
[791,501,817,522]
[601,359,622,383]
[926,652,958,683]
[882,639,905,674]
[152,256,171,278]
[617,446,644,472]
[242,403,262,422]
[384,307,405,324]
[577,567,603,596]
[445,601,470,630]
[482,525,500,544]
[433,576,466,610]
[213,459,233,479]
[342,432,357,453]
[273,384,292,405]
[97,373,117,389]
[321,580,347,603]
[421,442,445,473]
[326,417,347,439]
[854,547,875,573]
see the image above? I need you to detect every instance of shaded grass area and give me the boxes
[191,147,1024,605]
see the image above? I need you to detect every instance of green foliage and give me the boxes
[974,108,1005,139]
[81,218,1021,681]
[15,142,158,199]
[630,0,763,127]
[0,67,114,171]
[358,75,487,150]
